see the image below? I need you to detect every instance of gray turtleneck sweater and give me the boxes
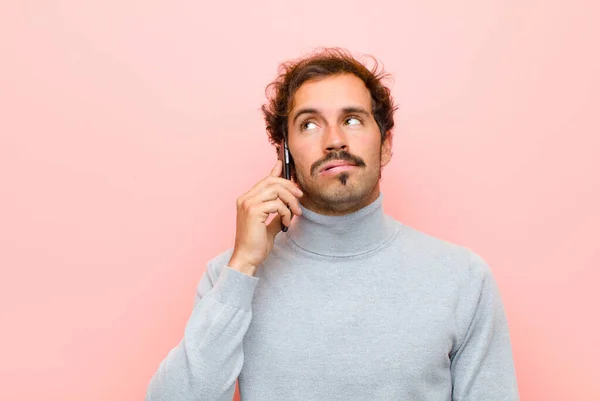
[146,193,519,400]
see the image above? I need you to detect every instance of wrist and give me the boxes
[228,255,257,277]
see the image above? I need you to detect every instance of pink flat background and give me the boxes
[1,1,598,400]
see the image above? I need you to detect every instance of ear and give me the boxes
[380,132,393,167]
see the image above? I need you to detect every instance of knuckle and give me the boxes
[267,187,277,198]
[240,198,252,211]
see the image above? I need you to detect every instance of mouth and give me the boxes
[319,162,357,175]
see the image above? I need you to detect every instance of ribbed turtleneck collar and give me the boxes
[286,193,396,257]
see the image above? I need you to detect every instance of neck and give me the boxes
[286,192,396,257]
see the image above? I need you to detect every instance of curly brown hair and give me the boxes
[261,47,397,153]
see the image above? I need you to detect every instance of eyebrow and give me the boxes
[291,107,371,124]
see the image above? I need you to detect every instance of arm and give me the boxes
[450,252,519,400]
[146,254,259,401]
[146,160,301,400]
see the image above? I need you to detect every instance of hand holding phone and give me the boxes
[227,152,302,276]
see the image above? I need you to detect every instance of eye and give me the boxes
[344,116,362,126]
[300,120,318,131]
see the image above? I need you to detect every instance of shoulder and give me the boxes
[390,220,504,324]
[391,218,470,261]
[389,217,493,281]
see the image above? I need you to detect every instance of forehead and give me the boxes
[291,73,372,113]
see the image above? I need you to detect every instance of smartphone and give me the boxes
[278,137,292,232]
[281,138,291,180]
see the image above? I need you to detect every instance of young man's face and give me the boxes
[287,73,392,215]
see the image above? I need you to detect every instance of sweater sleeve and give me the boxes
[450,251,519,400]
[145,253,260,401]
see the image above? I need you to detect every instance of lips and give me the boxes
[319,161,356,173]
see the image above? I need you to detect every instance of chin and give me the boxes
[299,171,378,207]
[319,186,372,206]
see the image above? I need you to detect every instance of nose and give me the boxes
[323,124,348,152]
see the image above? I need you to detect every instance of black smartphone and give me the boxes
[279,137,292,232]
[281,138,291,180]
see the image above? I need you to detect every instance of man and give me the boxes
[146,48,519,400]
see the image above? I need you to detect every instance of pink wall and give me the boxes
[1,1,598,400]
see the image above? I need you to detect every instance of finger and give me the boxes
[279,179,304,198]
[245,176,303,203]
[243,162,296,200]
[266,213,283,239]
[270,159,283,178]
[271,186,303,216]
[247,185,303,217]
[260,199,292,227]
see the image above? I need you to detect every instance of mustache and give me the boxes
[310,150,366,176]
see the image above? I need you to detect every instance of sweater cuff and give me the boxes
[206,266,259,310]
